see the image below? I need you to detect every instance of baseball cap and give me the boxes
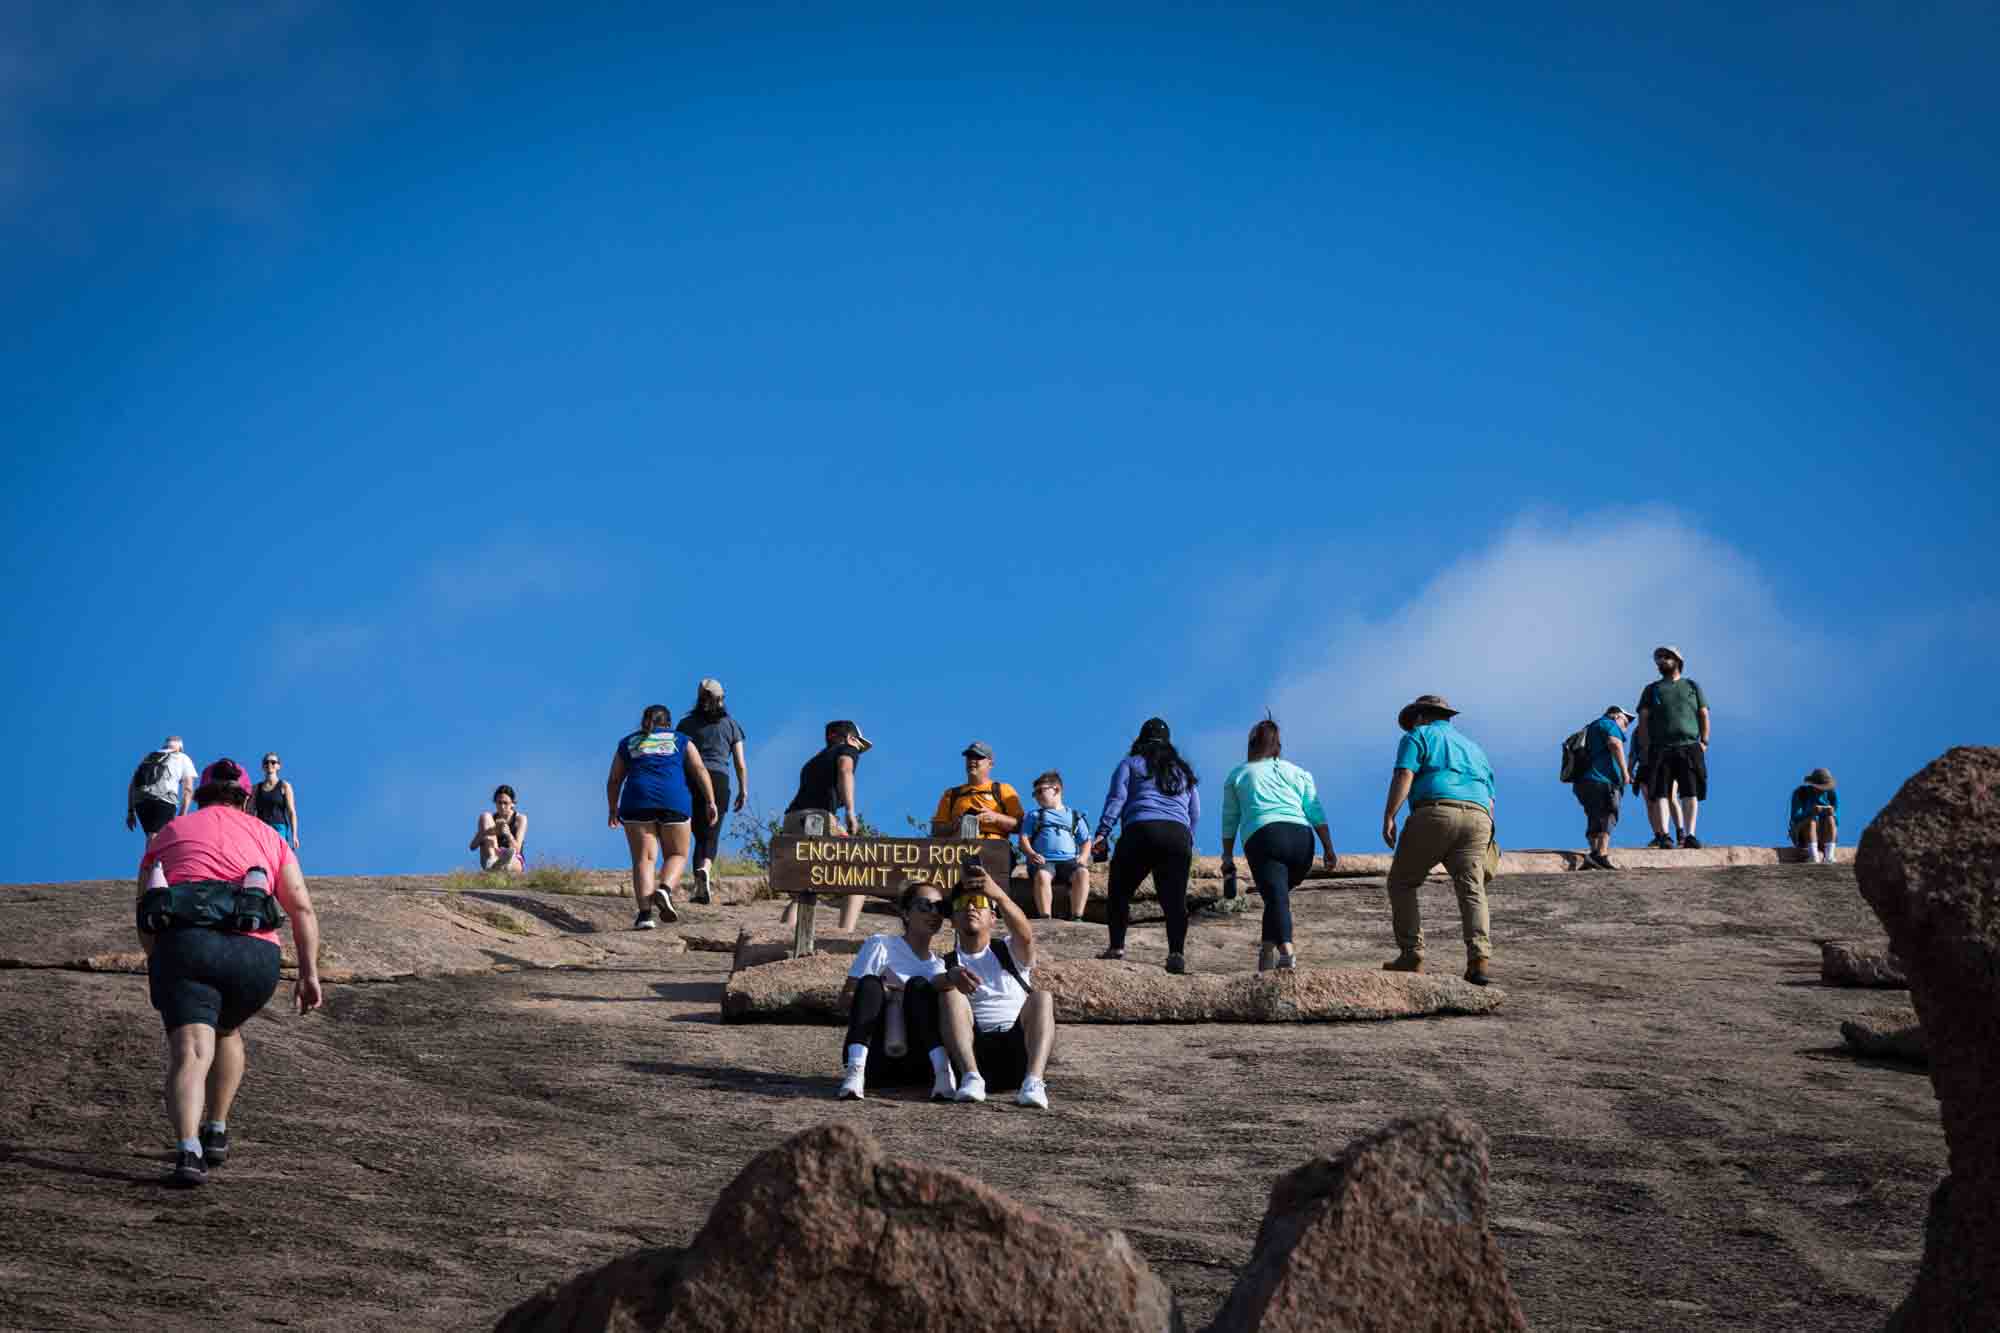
[200,759,252,796]
[699,677,724,697]
[962,740,994,760]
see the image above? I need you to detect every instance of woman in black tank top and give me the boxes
[254,754,300,850]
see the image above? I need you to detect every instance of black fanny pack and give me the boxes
[136,878,286,935]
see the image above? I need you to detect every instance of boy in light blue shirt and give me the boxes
[1018,770,1093,921]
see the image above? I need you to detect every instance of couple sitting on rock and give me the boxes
[835,866,1057,1109]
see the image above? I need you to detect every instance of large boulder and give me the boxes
[721,953,1502,1024]
[1840,1008,1928,1066]
[494,1123,1182,1332]
[1852,746,2000,1331]
[1205,1113,1527,1332]
[1820,940,1908,988]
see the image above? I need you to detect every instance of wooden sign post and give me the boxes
[769,833,1011,957]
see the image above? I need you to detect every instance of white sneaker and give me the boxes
[930,1064,958,1102]
[837,1064,866,1100]
[955,1072,987,1104]
[1015,1076,1049,1110]
[1807,846,1823,863]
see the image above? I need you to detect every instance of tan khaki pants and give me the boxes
[1386,801,1493,961]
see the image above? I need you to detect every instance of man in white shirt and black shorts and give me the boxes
[937,865,1057,1109]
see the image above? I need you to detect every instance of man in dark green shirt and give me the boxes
[1633,645,1710,849]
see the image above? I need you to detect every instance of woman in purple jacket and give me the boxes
[1093,717,1201,973]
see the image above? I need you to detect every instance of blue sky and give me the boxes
[3,2,1995,883]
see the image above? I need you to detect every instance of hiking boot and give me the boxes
[1164,953,1187,975]
[650,888,679,924]
[1464,957,1492,986]
[1096,947,1125,961]
[169,1149,207,1187]
[199,1125,229,1167]
[690,865,712,905]
[633,909,657,931]
[1588,852,1618,871]
[1576,858,1599,871]
[1382,952,1424,973]
[1679,833,1703,850]
[1647,834,1674,850]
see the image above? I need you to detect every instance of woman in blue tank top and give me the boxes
[606,704,718,931]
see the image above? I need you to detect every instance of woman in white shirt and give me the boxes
[837,879,952,1102]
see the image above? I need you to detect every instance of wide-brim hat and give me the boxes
[1653,644,1685,668]
[1803,768,1836,790]
[1398,694,1459,732]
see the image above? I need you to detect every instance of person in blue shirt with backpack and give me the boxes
[1017,770,1093,921]
[1565,706,1632,870]
[1789,768,1840,863]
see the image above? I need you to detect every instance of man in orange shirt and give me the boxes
[932,741,1025,841]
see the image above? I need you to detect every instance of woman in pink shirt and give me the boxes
[137,758,324,1186]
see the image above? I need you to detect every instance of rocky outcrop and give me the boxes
[1205,1113,1528,1332]
[1840,1009,1927,1066]
[721,953,1502,1024]
[726,930,862,974]
[494,1123,1182,1332]
[1853,746,2000,1331]
[1820,940,1908,988]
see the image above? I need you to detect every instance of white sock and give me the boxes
[845,1044,868,1070]
[1824,839,1836,859]
[928,1047,951,1075]
[1807,841,1820,860]
[205,1119,226,1134]
[178,1136,202,1156]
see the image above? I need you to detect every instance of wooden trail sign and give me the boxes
[768,834,1011,898]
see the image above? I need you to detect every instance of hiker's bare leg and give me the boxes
[625,824,659,911]
[205,1028,247,1126]
[165,1024,216,1142]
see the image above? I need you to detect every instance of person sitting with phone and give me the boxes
[836,879,953,1102]
[936,865,1056,1109]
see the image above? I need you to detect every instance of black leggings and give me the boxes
[840,975,942,1085]
[1106,819,1195,954]
[1246,822,1316,946]
[690,768,731,865]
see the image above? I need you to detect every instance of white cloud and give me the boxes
[1266,509,1821,760]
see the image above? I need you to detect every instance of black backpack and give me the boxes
[947,938,1032,994]
[133,750,173,791]
[1558,728,1591,783]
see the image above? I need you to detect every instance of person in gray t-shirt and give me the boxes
[677,679,748,902]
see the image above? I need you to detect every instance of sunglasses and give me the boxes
[952,893,995,914]
[263,760,280,767]
[908,898,949,915]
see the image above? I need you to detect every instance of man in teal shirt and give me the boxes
[1380,694,1496,985]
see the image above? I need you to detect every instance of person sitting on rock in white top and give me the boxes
[836,879,953,1101]
[936,865,1056,1109]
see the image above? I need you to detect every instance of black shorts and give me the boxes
[148,929,282,1032]
[971,1019,1030,1092]
[134,797,178,835]
[1572,780,1621,837]
[621,807,690,826]
[1032,860,1083,884]
[1652,744,1708,801]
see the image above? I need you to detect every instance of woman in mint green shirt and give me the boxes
[1220,719,1338,971]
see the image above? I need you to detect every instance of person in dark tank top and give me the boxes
[252,753,300,851]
